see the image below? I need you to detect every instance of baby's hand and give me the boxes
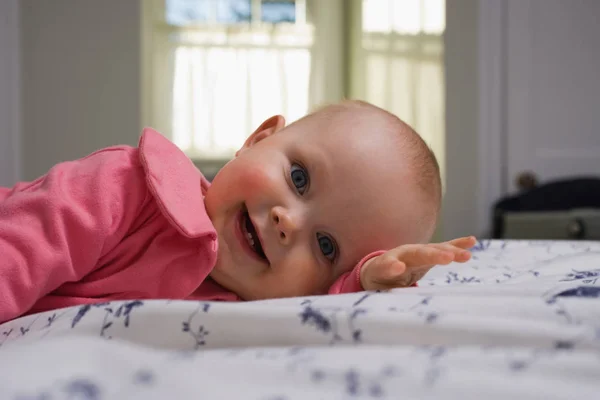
[360,236,477,290]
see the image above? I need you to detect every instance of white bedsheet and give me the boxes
[1,240,599,399]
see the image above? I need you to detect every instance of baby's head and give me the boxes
[205,100,441,300]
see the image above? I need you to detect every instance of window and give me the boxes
[143,0,445,185]
[143,0,316,160]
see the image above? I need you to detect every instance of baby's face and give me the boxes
[205,111,433,300]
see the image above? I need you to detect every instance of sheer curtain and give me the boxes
[349,0,446,187]
[143,0,344,161]
[171,25,312,158]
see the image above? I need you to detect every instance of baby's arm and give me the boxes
[0,146,147,322]
[329,237,476,294]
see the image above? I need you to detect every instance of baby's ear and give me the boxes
[236,115,286,156]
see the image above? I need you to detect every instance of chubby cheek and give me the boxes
[234,159,286,204]
[238,165,272,193]
[269,257,330,297]
[206,158,271,206]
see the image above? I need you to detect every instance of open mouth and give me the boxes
[240,209,267,261]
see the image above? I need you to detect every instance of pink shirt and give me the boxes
[0,129,370,323]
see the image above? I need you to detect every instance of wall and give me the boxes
[0,0,20,187]
[442,0,481,240]
[20,0,142,180]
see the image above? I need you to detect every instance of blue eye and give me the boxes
[317,233,337,262]
[290,163,309,195]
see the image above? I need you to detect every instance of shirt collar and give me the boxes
[138,128,217,242]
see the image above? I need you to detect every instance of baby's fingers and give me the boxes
[445,236,477,249]
[429,243,472,263]
[393,245,455,267]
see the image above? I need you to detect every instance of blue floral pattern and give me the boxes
[1,240,600,399]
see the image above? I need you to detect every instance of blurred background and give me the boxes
[1,0,599,241]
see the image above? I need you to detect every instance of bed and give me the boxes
[1,240,599,399]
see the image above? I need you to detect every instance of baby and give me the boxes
[0,100,475,323]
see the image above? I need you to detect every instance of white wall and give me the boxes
[442,0,482,240]
[0,0,21,187]
[20,0,142,180]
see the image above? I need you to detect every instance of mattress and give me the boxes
[0,240,599,399]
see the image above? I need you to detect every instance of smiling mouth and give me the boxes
[241,210,267,261]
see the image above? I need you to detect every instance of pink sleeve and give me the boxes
[328,250,419,294]
[0,146,148,322]
[328,251,386,294]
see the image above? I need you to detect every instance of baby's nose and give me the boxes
[270,206,299,245]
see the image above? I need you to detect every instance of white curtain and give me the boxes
[143,0,345,161]
[170,26,313,158]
